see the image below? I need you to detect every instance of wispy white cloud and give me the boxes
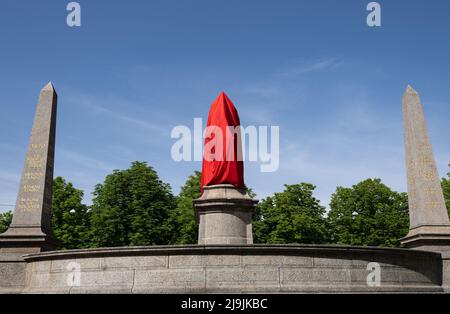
[59,148,119,173]
[65,89,172,137]
[0,170,20,211]
[243,86,281,99]
[119,116,167,135]
[280,58,342,77]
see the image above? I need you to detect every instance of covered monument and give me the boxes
[0,85,449,293]
[194,92,257,245]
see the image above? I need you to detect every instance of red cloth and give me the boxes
[201,92,244,193]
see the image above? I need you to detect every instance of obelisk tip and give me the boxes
[42,82,55,92]
[405,84,418,95]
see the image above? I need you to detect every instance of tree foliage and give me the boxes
[442,164,450,215]
[52,177,91,250]
[4,163,443,249]
[327,178,409,247]
[253,183,328,244]
[0,211,12,234]
[89,161,176,247]
[170,171,202,244]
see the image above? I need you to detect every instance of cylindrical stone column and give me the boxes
[193,184,258,245]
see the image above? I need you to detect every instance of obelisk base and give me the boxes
[401,225,450,247]
[0,227,58,254]
[401,225,450,292]
[0,228,57,292]
[193,184,258,245]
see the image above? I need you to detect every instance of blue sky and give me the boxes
[1,0,450,211]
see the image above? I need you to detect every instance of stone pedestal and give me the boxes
[401,235,450,293]
[0,226,58,293]
[193,184,257,245]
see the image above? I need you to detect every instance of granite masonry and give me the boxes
[20,245,444,294]
[0,84,450,294]
[194,184,257,245]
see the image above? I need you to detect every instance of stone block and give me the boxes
[242,255,283,266]
[349,268,400,284]
[28,272,68,289]
[169,254,241,268]
[281,268,348,283]
[30,260,51,273]
[205,283,281,293]
[135,269,205,284]
[206,267,279,283]
[314,257,354,267]
[205,255,240,266]
[282,255,313,266]
[78,270,134,287]
[50,258,102,273]
[169,255,204,268]
[0,262,26,288]
[103,256,167,269]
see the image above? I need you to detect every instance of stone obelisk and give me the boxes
[0,82,58,253]
[401,85,450,249]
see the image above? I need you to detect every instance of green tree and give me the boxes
[442,164,450,215]
[170,171,202,244]
[89,161,176,247]
[327,178,409,248]
[0,211,12,234]
[253,183,328,244]
[52,177,91,250]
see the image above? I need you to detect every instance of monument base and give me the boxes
[401,224,450,244]
[400,225,450,255]
[193,184,257,245]
[401,225,450,293]
[0,227,57,293]
[0,226,58,254]
[1,244,444,294]
[0,227,58,291]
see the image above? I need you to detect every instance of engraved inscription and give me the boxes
[30,143,47,150]
[23,185,40,193]
[24,172,44,180]
[17,197,40,211]
[426,201,441,209]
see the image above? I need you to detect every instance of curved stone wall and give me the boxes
[22,245,443,293]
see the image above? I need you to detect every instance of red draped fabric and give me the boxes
[201,92,244,193]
